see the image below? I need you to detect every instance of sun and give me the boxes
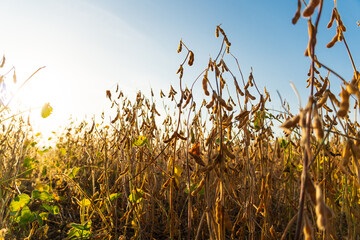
[3,67,68,141]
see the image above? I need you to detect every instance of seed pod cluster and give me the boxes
[216,25,231,50]
[337,87,350,118]
[303,214,314,240]
[215,198,223,224]
[326,8,346,48]
[312,109,324,141]
[202,71,210,96]
[236,110,250,129]
[235,110,250,122]
[117,90,124,99]
[302,0,320,18]
[111,111,120,124]
[222,142,235,159]
[299,97,314,146]
[160,177,172,195]
[0,56,5,68]
[218,95,233,111]
[88,120,95,134]
[327,27,342,48]
[182,92,192,109]
[191,178,205,196]
[222,112,234,127]
[176,65,183,79]
[327,8,336,28]
[13,70,16,84]
[314,77,328,97]
[305,175,316,204]
[251,98,263,113]
[205,127,217,146]
[208,58,214,71]
[292,0,301,24]
[264,87,271,102]
[315,184,334,231]
[220,75,225,90]
[329,91,340,107]
[106,90,112,101]
[188,51,194,66]
[342,141,352,167]
[305,20,316,56]
[317,90,330,108]
[177,40,182,53]
[234,76,244,96]
[189,142,206,166]
[215,27,219,38]
[206,92,216,109]
[280,115,300,134]
[346,82,358,96]
[244,89,256,105]
[218,59,229,72]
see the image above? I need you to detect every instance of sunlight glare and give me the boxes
[9,67,70,142]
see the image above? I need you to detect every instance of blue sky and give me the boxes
[0,0,359,137]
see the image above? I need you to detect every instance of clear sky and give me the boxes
[0,1,359,138]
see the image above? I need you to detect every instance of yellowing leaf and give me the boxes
[60,147,66,156]
[129,188,144,203]
[41,103,53,118]
[9,194,31,212]
[68,167,81,179]
[34,183,50,192]
[79,198,91,207]
[174,165,183,178]
[133,136,148,147]
[108,193,122,202]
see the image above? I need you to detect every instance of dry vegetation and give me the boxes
[1,1,360,239]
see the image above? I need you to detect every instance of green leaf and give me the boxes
[60,147,66,156]
[39,212,49,221]
[79,198,91,208]
[10,193,31,212]
[133,135,149,147]
[108,193,122,202]
[253,111,265,130]
[184,182,204,195]
[184,183,197,194]
[71,222,91,231]
[41,203,59,215]
[129,189,144,203]
[68,167,81,179]
[17,206,36,226]
[279,138,287,148]
[34,183,50,192]
[67,221,92,239]
[23,157,35,169]
[216,137,228,145]
[41,166,47,177]
[38,147,50,156]
[190,129,195,144]
[32,190,54,202]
